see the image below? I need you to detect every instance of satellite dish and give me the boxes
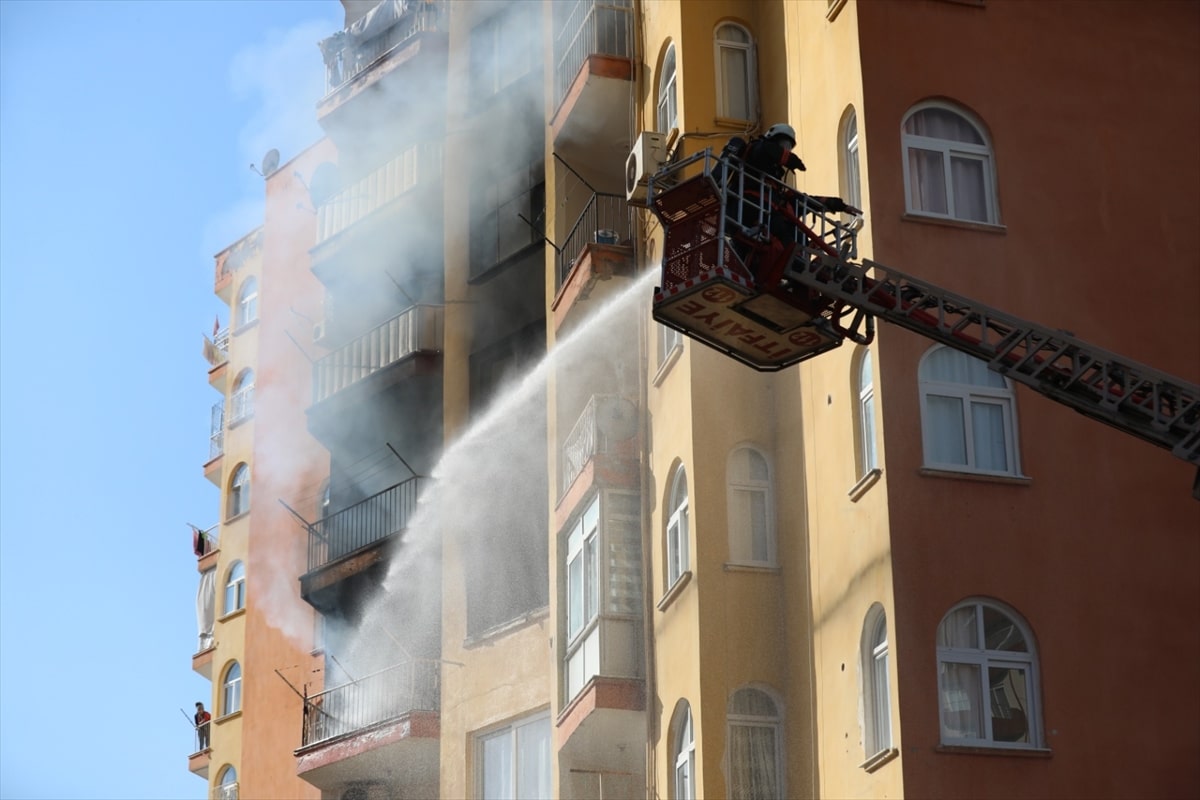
[309,162,341,207]
[596,396,638,442]
[261,149,280,177]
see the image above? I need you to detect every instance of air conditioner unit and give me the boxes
[625,131,668,206]
[312,320,327,344]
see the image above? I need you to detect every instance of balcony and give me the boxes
[188,747,210,780]
[295,660,440,794]
[552,193,636,332]
[559,394,640,502]
[301,478,422,609]
[317,0,449,127]
[212,782,238,800]
[551,0,634,175]
[214,230,262,303]
[311,305,443,405]
[206,329,230,393]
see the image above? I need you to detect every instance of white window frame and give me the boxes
[223,561,245,615]
[217,766,239,800]
[726,446,775,566]
[901,101,998,224]
[861,605,892,757]
[918,346,1020,477]
[658,323,682,368]
[714,23,756,122]
[673,704,696,800]
[229,464,250,518]
[936,599,1041,749]
[658,42,678,132]
[230,369,255,424]
[726,687,784,799]
[221,661,242,716]
[857,349,878,476]
[237,278,258,327]
[844,107,862,210]
[666,467,690,588]
[566,495,600,643]
[476,712,551,800]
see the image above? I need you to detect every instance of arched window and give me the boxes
[856,349,878,476]
[727,446,774,565]
[727,687,783,799]
[666,466,690,588]
[231,369,255,424]
[715,23,756,122]
[902,102,998,223]
[223,561,245,615]
[228,464,251,518]
[221,662,242,716]
[658,42,678,132]
[217,765,238,799]
[861,604,892,756]
[672,702,696,800]
[237,278,259,327]
[919,346,1019,475]
[843,107,862,209]
[937,599,1041,748]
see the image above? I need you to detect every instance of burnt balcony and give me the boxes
[301,478,422,610]
[551,0,634,178]
[560,394,640,500]
[311,305,443,406]
[552,193,635,332]
[296,659,440,795]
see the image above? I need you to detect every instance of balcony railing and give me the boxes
[562,395,635,495]
[321,0,448,95]
[301,659,440,747]
[307,477,422,572]
[229,386,254,426]
[554,0,633,109]
[312,305,443,404]
[204,329,229,368]
[213,783,238,800]
[557,193,633,288]
[315,143,444,245]
[209,402,224,461]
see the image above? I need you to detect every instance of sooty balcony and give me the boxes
[300,478,422,611]
[552,193,635,333]
[295,659,440,796]
[557,394,640,529]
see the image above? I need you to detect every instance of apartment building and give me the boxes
[189,1,1199,798]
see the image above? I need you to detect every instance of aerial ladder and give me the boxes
[645,149,1200,494]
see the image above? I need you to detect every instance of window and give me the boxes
[217,766,238,800]
[477,713,551,800]
[471,163,545,278]
[658,323,682,368]
[228,464,250,518]
[470,2,534,103]
[236,278,258,327]
[666,467,689,588]
[902,102,998,223]
[221,662,242,716]
[727,447,775,565]
[843,107,862,209]
[230,369,255,424]
[673,703,696,800]
[715,23,755,122]
[566,496,600,642]
[861,605,892,756]
[658,42,678,132]
[856,349,878,475]
[919,346,1019,475]
[727,688,783,799]
[223,561,245,615]
[937,599,1041,748]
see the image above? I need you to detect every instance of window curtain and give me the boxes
[515,718,552,800]
[939,661,982,739]
[951,156,988,222]
[729,724,779,799]
[197,568,215,651]
[719,45,751,120]
[482,733,512,800]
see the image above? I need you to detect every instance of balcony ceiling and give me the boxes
[296,717,438,792]
[553,63,633,196]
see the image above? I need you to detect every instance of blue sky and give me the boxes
[0,2,341,798]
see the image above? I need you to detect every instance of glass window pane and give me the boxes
[908,148,948,214]
[516,718,552,800]
[905,108,984,144]
[720,48,750,120]
[862,393,877,471]
[731,688,777,716]
[939,661,983,739]
[585,533,598,622]
[970,401,1009,472]
[989,667,1031,743]
[950,155,989,222]
[728,725,779,800]
[568,552,583,638]
[927,395,967,465]
[749,491,769,561]
[983,606,1027,652]
[873,647,891,751]
[937,606,978,648]
[482,732,513,800]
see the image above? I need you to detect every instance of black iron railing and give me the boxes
[307,478,422,572]
[553,0,633,109]
[556,193,633,288]
[301,659,440,747]
[322,0,448,95]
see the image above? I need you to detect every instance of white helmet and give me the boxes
[764,123,796,146]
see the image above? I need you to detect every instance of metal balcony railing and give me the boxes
[204,329,230,368]
[312,305,443,404]
[553,0,633,109]
[557,193,633,288]
[315,143,444,245]
[561,394,634,495]
[209,402,225,461]
[307,477,422,572]
[213,782,238,800]
[322,0,448,95]
[301,659,440,747]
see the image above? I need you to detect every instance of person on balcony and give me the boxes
[194,702,211,751]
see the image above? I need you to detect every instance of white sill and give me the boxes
[656,570,692,611]
[936,743,1052,758]
[859,747,899,772]
[919,467,1032,487]
[849,468,883,502]
[217,607,246,624]
[652,343,683,386]
[232,319,260,336]
[224,510,250,524]
[901,212,1007,235]
[214,710,242,725]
